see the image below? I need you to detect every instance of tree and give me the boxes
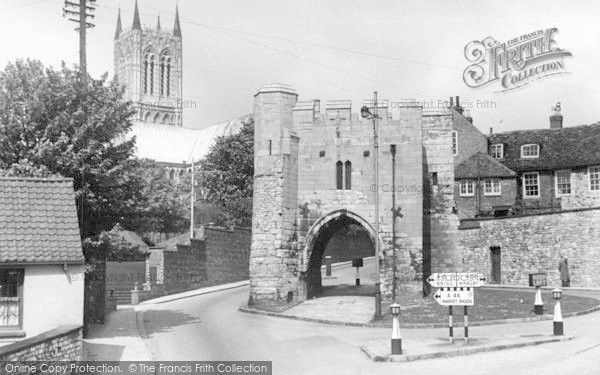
[197,118,254,227]
[0,59,187,238]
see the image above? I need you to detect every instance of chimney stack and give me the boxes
[454,95,463,115]
[449,96,454,108]
[550,102,563,129]
[489,127,493,135]
[465,109,473,124]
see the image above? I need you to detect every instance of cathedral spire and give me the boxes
[156,14,161,31]
[132,0,141,30]
[114,8,122,40]
[173,5,181,37]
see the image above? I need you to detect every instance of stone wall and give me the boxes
[422,112,461,280]
[557,167,600,209]
[459,207,600,287]
[0,325,82,361]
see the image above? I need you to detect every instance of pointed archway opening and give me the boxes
[306,214,375,299]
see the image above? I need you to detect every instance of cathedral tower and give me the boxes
[114,1,183,126]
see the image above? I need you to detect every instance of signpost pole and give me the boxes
[355,266,360,286]
[464,306,469,343]
[448,305,454,344]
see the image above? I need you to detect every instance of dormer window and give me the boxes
[490,144,504,159]
[521,144,539,158]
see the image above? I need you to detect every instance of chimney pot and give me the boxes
[449,97,453,108]
[489,127,493,135]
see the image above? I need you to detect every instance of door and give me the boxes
[490,246,501,284]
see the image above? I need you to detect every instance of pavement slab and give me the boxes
[361,334,575,362]
[280,296,375,324]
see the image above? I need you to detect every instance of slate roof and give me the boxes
[455,152,517,179]
[0,177,84,264]
[488,123,600,172]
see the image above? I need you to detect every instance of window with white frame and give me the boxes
[452,131,458,156]
[555,170,571,196]
[523,172,540,198]
[589,166,600,191]
[459,180,475,196]
[484,178,501,196]
[0,269,23,329]
[490,144,504,159]
[520,144,539,158]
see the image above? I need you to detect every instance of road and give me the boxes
[140,282,600,375]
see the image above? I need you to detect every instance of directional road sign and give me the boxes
[434,287,474,306]
[427,272,486,288]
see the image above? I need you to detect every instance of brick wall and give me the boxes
[0,325,82,361]
[453,110,487,165]
[204,227,251,285]
[147,226,251,295]
[455,178,517,219]
[459,208,600,287]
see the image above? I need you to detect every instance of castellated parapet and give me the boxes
[249,84,461,306]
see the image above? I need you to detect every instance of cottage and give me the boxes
[0,177,84,360]
[488,120,600,213]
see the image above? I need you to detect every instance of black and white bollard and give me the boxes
[534,286,544,315]
[448,306,454,344]
[464,306,469,343]
[552,288,563,335]
[390,303,402,355]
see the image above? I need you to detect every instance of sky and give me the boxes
[0,0,599,132]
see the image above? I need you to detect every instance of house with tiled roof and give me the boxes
[454,152,518,219]
[488,113,600,213]
[0,177,84,357]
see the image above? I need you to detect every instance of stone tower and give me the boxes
[249,84,300,304]
[114,1,183,126]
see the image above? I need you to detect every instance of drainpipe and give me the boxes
[390,144,397,301]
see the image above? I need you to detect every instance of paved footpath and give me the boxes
[83,306,152,361]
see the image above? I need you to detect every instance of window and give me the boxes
[336,161,352,190]
[143,53,155,94]
[336,161,343,190]
[490,144,504,159]
[589,166,600,191]
[459,180,475,196]
[344,161,352,190]
[160,53,171,97]
[0,269,22,328]
[523,172,540,198]
[484,178,501,196]
[521,144,539,158]
[432,172,438,186]
[555,170,571,196]
[452,131,458,156]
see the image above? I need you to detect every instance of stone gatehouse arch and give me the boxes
[299,209,382,300]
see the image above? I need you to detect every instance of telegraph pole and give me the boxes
[63,0,97,88]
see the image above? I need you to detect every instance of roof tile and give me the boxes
[0,177,84,264]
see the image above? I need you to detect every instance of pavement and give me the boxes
[83,306,152,361]
[84,260,600,364]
